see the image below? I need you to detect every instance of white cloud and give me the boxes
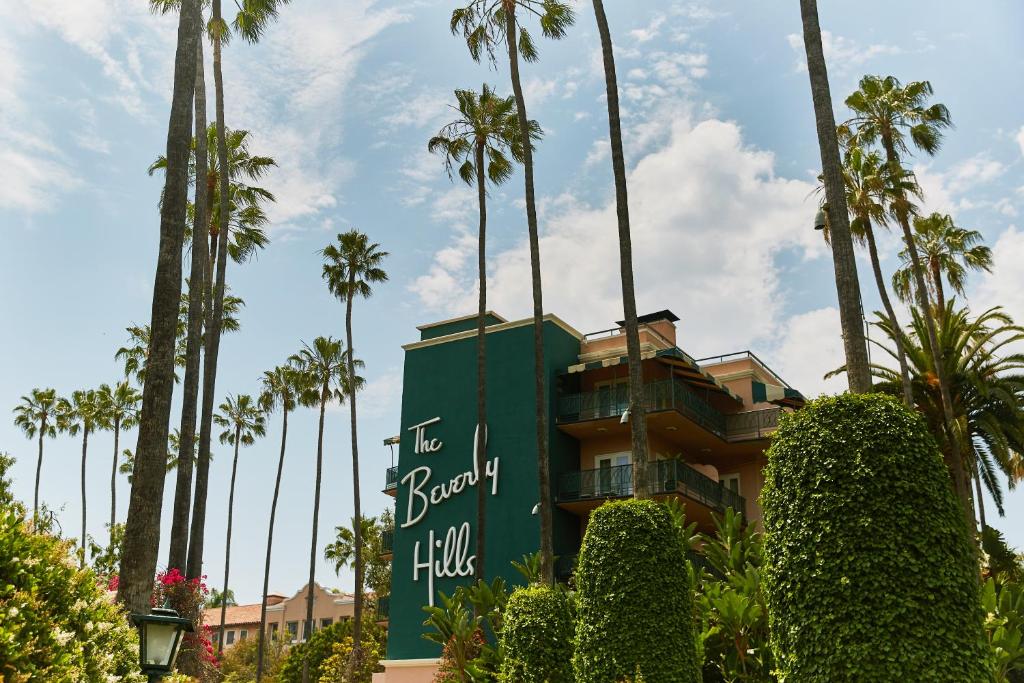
[413,113,824,356]
[584,139,610,167]
[629,14,666,44]
[972,225,1024,326]
[359,367,403,419]
[523,78,559,107]
[786,30,902,74]
[768,307,848,396]
[1017,126,1024,157]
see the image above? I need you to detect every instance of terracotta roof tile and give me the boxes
[202,603,262,627]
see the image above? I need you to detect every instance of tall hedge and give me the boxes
[499,585,574,682]
[573,499,699,682]
[762,394,988,681]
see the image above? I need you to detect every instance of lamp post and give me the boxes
[131,603,193,682]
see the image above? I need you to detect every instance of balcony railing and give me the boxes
[558,378,728,436]
[557,459,746,516]
[384,466,398,492]
[558,379,782,443]
[381,529,393,556]
[375,595,389,621]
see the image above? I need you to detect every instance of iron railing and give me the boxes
[725,407,781,441]
[381,530,393,556]
[557,460,746,516]
[557,378,728,436]
[375,596,389,621]
[384,466,398,491]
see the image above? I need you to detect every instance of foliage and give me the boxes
[984,526,1024,585]
[0,454,144,682]
[892,211,993,306]
[422,578,509,682]
[498,585,574,683]
[510,550,543,585]
[573,499,699,683]
[278,617,384,683]
[450,0,574,65]
[207,587,237,607]
[217,631,289,683]
[984,577,1024,682]
[88,521,125,581]
[324,510,393,598]
[762,393,988,681]
[317,634,383,683]
[153,568,219,675]
[694,509,773,683]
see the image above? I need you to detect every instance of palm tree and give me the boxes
[892,212,993,312]
[213,393,266,656]
[290,337,363,668]
[12,388,59,522]
[208,587,237,608]
[825,143,917,405]
[115,322,188,386]
[589,0,653,495]
[321,229,388,657]
[324,516,378,576]
[797,0,873,394]
[429,84,533,579]
[842,74,970,514]
[870,304,1024,529]
[451,0,574,587]
[118,0,201,614]
[255,364,306,681]
[59,389,109,568]
[98,382,141,533]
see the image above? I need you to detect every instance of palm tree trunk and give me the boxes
[217,430,241,657]
[169,38,210,573]
[798,0,873,395]
[863,224,914,407]
[932,259,946,311]
[346,280,365,663]
[303,394,328,683]
[187,4,231,580]
[971,453,986,531]
[110,419,120,532]
[33,424,44,523]
[504,4,553,586]
[81,429,89,568]
[257,408,288,681]
[474,141,488,581]
[879,135,971,520]
[118,0,200,614]
[591,0,651,496]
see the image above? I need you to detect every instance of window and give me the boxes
[594,378,629,418]
[239,629,248,641]
[720,473,741,495]
[321,618,333,629]
[226,630,235,645]
[595,453,632,496]
[286,621,299,642]
[270,623,279,640]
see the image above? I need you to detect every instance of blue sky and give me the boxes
[1,1,1022,603]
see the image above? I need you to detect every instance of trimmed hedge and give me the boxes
[573,499,699,682]
[499,585,574,682]
[762,394,988,681]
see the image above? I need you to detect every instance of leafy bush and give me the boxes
[983,577,1024,682]
[573,499,699,682]
[762,394,988,681]
[499,585,574,682]
[318,634,383,683]
[422,577,509,682]
[278,617,384,683]
[0,453,144,682]
[217,629,289,682]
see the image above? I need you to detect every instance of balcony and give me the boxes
[380,529,393,558]
[384,465,398,495]
[375,595,389,622]
[557,378,781,444]
[557,460,746,520]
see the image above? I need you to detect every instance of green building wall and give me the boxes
[386,316,581,660]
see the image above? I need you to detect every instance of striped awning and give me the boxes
[752,380,805,408]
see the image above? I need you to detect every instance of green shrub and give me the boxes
[762,393,988,681]
[0,453,144,682]
[499,585,574,682]
[573,499,699,682]
[277,617,384,683]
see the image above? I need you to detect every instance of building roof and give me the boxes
[615,309,680,326]
[203,602,262,628]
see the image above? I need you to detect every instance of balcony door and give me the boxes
[595,378,629,420]
[596,453,632,496]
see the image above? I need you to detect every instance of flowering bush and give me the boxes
[0,453,145,681]
[153,567,220,677]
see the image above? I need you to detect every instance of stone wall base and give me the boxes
[372,658,440,683]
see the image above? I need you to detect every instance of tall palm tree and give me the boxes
[115,322,188,386]
[98,382,141,533]
[290,337,362,674]
[870,304,1024,528]
[118,0,201,614]
[892,212,993,312]
[797,0,872,394]
[825,143,917,405]
[213,393,266,657]
[59,389,109,568]
[12,388,59,522]
[589,0,653,495]
[255,364,306,681]
[429,85,534,579]
[321,229,388,657]
[842,74,970,514]
[451,0,574,587]
[324,515,378,576]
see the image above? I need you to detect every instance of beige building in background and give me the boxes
[204,582,356,650]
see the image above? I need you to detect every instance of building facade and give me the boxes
[204,582,356,650]
[377,310,802,682]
